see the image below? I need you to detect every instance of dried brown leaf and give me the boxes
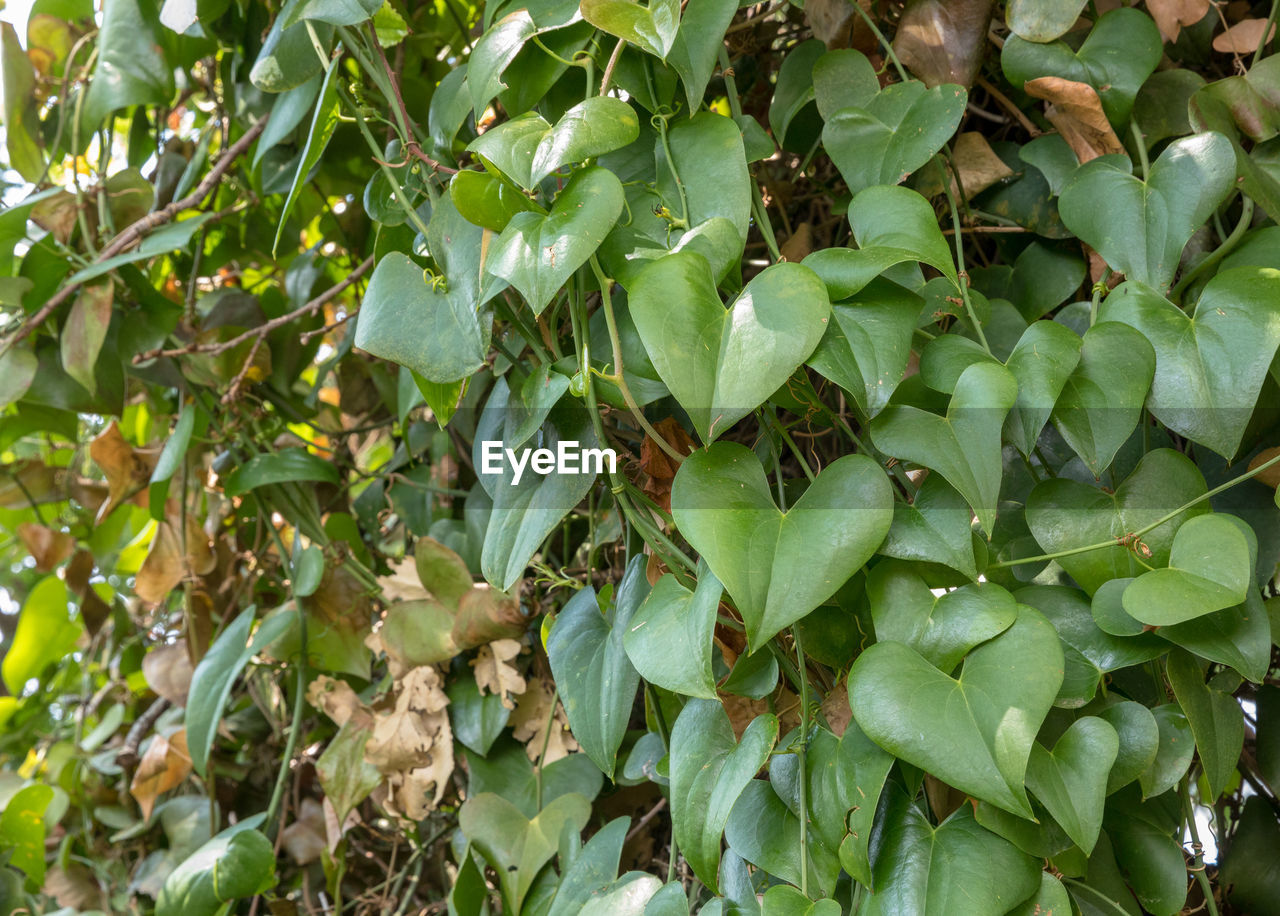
[141,643,194,708]
[471,639,527,709]
[1249,446,1280,487]
[893,0,994,88]
[281,798,327,866]
[89,421,157,523]
[15,522,74,572]
[1025,76,1125,163]
[950,132,1014,199]
[510,677,578,763]
[1147,0,1211,43]
[365,667,454,819]
[134,514,215,605]
[307,674,373,729]
[129,729,192,821]
[1214,17,1277,54]
[377,556,430,603]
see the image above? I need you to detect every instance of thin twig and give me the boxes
[367,22,458,175]
[134,255,374,363]
[6,117,268,352]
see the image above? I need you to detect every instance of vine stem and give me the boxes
[988,449,1280,570]
[717,47,783,261]
[1182,776,1221,916]
[589,256,685,463]
[1170,197,1254,303]
[794,626,810,898]
[941,154,991,354]
[849,2,909,81]
[1254,0,1279,66]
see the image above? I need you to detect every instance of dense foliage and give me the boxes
[3,0,1280,912]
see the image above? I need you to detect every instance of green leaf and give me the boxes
[581,0,680,59]
[859,787,1041,915]
[468,112,552,188]
[547,816,627,916]
[1104,795,1188,916]
[723,777,840,896]
[1026,717,1119,854]
[657,112,752,245]
[281,0,380,28]
[580,873,663,914]
[149,404,197,520]
[222,448,340,497]
[623,566,721,699]
[670,699,778,891]
[807,278,923,417]
[822,83,967,195]
[156,821,276,916]
[1006,0,1089,43]
[546,558,647,778]
[476,382,600,589]
[1159,585,1273,684]
[760,886,841,916]
[1003,320,1081,456]
[630,254,831,441]
[447,676,511,757]
[1051,321,1156,476]
[85,0,175,123]
[273,60,341,256]
[458,791,591,914]
[1025,448,1208,595]
[187,609,295,776]
[469,10,537,119]
[254,76,323,167]
[0,784,53,887]
[1166,650,1244,801]
[250,0,331,91]
[834,720,895,887]
[867,559,1017,671]
[2,576,82,695]
[879,474,979,579]
[870,361,1018,533]
[1009,872,1073,916]
[1098,267,1280,457]
[1139,704,1195,798]
[355,252,489,384]
[449,169,539,232]
[1,23,43,181]
[668,0,738,112]
[671,442,893,650]
[803,184,957,299]
[487,166,625,314]
[1220,797,1280,913]
[1001,8,1162,125]
[1058,133,1235,291]
[849,605,1064,817]
[531,97,640,184]
[1121,514,1251,626]
[0,347,38,410]
[315,719,381,826]
[1095,700,1161,794]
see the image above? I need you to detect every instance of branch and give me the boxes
[6,116,269,351]
[366,22,459,175]
[133,254,375,363]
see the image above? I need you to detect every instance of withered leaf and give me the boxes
[129,729,192,821]
[1025,76,1125,163]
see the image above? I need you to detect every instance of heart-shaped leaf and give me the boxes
[530,97,640,184]
[475,382,600,589]
[849,605,1064,816]
[1121,514,1251,626]
[623,564,720,699]
[1058,132,1235,291]
[1160,587,1272,684]
[487,166,625,314]
[822,82,968,195]
[1006,0,1089,42]
[669,698,778,892]
[468,10,536,119]
[879,475,980,579]
[667,0,738,113]
[859,787,1042,915]
[630,253,831,441]
[546,557,648,778]
[1002,8,1162,125]
[804,185,958,301]
[807,279,924,417]
[449,169,540,232]
[468,111,551,188]
[458,791,592,913]
[834,721,896,887]
[671,442,893,650]
[1025,448,1208,595]
[1026,716,1119,853]
[1051,321,1156,476]
[1003,320,1081,456]
[866,559,1018,672]
[870,361,1019,533]
[1140,703,1196,798]
[724,778,841,897]
[580,0,679,59]
[1096,700,1162,794]
[356,197,503,383]
[1098,267,1280,457]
